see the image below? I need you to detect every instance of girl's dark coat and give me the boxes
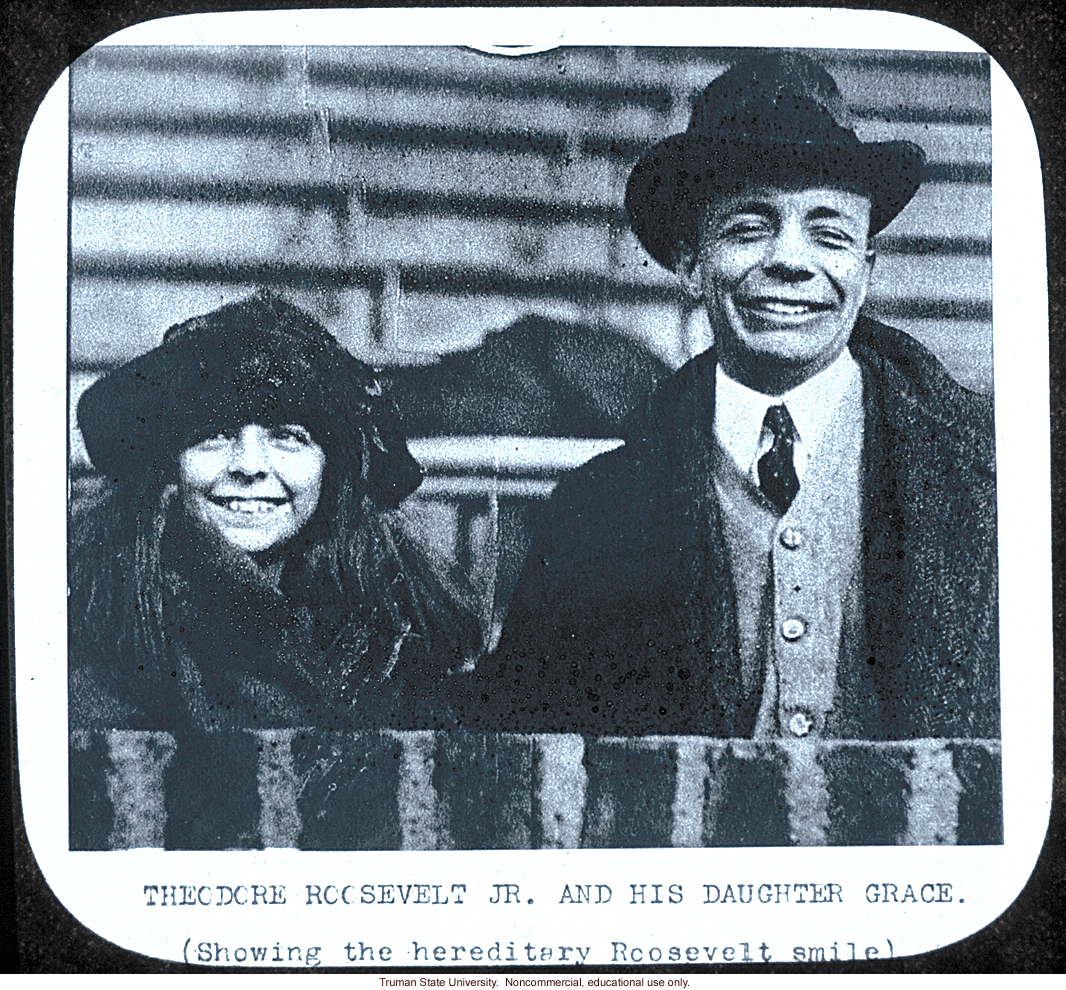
[70,494,466,735]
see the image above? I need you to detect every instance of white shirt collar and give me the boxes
[713,348,861,482]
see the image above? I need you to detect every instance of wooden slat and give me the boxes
[878,183,991,241]
[72,196,990,276]
[903,740,963,846]
[71,199,344,268]
[408,436,624,476]
[255,728,301,848]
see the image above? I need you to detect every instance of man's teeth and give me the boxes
[754,300,822,314]
[221,499,288,513]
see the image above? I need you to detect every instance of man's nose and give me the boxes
[763,220,814,281]
[229,425,269,476]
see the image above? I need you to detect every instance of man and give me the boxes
[463,53,998,740]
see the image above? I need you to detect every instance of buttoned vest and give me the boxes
[712,372,865,737]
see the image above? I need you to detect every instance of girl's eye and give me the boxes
[194,429,236,448]
[270,424,313,446]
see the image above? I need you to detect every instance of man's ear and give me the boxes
[853,247,876,312]
[672,240,703,300]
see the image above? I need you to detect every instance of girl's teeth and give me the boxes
[225,500,286,513]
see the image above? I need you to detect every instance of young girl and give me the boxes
[70,293,481,737]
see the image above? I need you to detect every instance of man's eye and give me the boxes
[721,220,769,240]
[813,227,854,247]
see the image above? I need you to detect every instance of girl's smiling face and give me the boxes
[178,422,325,553]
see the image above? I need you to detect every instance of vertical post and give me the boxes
[781,739,830,846]
[535,734,587,848]
[455,494,496,582]
[904,740,961,845]
[105,730,176,849]
[255,729,302,848]
[397,730,441,850]
[372,262,402,354]
[670,737,709,846]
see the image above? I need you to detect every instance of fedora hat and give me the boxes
[625,52,926,270]
[77,293,423,508]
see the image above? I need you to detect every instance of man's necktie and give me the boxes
[757,404,800,514]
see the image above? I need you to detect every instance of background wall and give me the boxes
[67,45,993,638]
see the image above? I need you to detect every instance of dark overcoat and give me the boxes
[460,317,999,739]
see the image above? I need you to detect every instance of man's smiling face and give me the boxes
[687,185,875,394]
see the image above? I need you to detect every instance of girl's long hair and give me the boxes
[69,428,482,710]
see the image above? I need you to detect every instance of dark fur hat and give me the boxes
[77,293,423,508]
[625,52,926,270]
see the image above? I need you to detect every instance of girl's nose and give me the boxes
[228,424,270,476]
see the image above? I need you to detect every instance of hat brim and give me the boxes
[77,299,424,508]
[80,322,346,467]
[625,132,925,270]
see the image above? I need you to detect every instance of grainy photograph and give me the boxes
[65,43,1000,853]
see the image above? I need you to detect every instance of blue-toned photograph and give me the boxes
[66,44,1000,850]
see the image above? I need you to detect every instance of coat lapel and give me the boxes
[636,349,752,735]
[851,318,999,738]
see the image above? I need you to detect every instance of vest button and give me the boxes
[781,617,806,641]
[779,526,804,549]
[787,710,814,737]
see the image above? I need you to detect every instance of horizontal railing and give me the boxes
[69,730,1002,850]
[406,436,623,499]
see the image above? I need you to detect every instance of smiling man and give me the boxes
[468,53,999,741]
[688,186,873,395]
